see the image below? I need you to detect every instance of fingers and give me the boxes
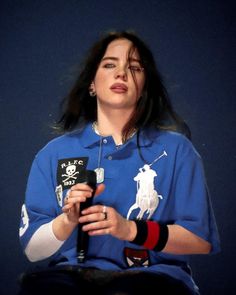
[62,183,106,222]
[67,187,93,200]
[82,219,110,236]
[62,197,76,215]
[78,205,110,234]
[79,205,108,223]
[62,196,73,212]
[63,182,105,212]
[64,186,92,208]
[78,205,129,240]
[70,183,94,193]
[70,183,105,194]
[65,183,105,203]
[62,188,87,216]
[77,202,130,240]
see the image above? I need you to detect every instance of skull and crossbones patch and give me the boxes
[57,157,88,190]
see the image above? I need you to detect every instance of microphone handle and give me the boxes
[76,170,97,263]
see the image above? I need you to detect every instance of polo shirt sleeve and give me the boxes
[173,139,220,254]
[19,147,58,251]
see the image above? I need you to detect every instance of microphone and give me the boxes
[77,170,97,263]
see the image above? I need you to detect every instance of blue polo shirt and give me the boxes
[19,123,220,292]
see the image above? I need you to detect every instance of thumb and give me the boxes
[94,183,105,196]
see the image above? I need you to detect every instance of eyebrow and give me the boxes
[101,56,141,63]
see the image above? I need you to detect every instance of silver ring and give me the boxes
[102,205,107,220]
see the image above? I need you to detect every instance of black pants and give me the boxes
[18,265,197,295]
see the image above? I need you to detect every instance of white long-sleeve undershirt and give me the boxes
[25,221,64,262]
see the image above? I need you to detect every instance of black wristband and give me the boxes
[131,220,148,245]
[153,224,169,251]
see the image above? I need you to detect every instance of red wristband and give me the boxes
[131,220,169,252]
[143,221,160,249]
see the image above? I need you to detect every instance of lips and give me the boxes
[110,83,128,93]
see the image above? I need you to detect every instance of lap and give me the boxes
[18,265,196,295]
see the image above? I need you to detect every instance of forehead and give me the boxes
[103,38,140,59]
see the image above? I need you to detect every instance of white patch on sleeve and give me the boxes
[19,204,29,237]
[55,184,63,207]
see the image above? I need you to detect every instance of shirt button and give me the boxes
[108,155,112,160]
[103,139,107,144]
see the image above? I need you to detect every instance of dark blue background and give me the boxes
[0,1,235,294]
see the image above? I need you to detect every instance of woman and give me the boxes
[19,31,220,295]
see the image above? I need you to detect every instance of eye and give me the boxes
[103,63,116,69]
[128,65,144,72]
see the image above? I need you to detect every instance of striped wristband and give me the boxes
[131,220,169,251]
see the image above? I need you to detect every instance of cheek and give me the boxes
[94,72,109,91]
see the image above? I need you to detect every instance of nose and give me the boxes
[114,66,128,81]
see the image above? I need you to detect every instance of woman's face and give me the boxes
[92,38,145,111]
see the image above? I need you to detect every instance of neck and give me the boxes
[95,109,133,145]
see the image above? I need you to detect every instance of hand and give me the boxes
[62,183,105,224]
[78,205,137,241]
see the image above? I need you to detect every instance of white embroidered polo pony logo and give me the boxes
[127,151,167,220]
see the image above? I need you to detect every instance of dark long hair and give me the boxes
[56,30,191,140]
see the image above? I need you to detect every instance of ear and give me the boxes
[89,82,96,97]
